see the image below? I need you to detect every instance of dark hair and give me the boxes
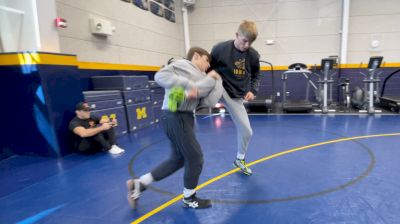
[75,102,90,111]
[186,47,211,62]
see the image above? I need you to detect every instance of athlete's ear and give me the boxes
[235,32,240,39]
[193,52,200,59]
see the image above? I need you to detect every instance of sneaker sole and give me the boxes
[109,150,124,155]
[182,202,212,209]
[233,163,253,176]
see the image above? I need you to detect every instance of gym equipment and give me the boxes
[351,56,383,114]
[313,58,337,113]
[281,63,314,112]
[338,78,351,112]
[243,60,274,113]
[83,90,122,102]
[126,101,154,132]
[379,68,400,112]
[91,106,128,136]
[83,90,128,136]
[92,75,149,91]
[122,89,151,105]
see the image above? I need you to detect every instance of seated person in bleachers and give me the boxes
[69,102,124,155]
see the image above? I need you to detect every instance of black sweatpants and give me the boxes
[151,111,204,189]
[77,128,116,154]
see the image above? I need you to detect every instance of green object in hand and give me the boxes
[168,87,185,112]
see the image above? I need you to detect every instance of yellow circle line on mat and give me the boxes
[131,132,400,224]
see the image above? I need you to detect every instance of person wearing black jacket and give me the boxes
[210,20,261,176]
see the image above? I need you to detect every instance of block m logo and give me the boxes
[136,107,147,120]
[100,114,117,126]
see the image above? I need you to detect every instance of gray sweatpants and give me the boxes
[221,89,253,160]
[151,111,203,189]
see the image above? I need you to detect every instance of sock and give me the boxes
[183,188,196,198]
[139,173,154,186]
[236,153,245,160]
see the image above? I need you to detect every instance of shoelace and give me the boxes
[183,197,199,208]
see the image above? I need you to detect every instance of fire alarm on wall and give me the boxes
[55,17,67,28]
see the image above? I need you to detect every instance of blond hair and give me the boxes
[238,20,258,43]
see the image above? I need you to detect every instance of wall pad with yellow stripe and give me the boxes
[1,52,399,71]
[0,52,160,71]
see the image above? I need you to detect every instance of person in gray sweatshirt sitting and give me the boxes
[126,47,221,209]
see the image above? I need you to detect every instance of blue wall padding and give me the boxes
[0,55,156,157]
[2,52,399,157]
[0,64,83,157]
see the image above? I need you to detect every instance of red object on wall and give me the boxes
[55,17,67,28]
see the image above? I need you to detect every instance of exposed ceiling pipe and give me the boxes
[340,0,350,64]
[181,6,190,54]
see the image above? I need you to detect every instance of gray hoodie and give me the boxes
[155,59,217,112]
[200,78,223,107]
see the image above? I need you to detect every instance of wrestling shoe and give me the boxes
[182,193,212,209]
[233,159,252,175]
[126,179,144,209]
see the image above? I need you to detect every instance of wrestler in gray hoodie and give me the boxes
[155,59,222,112]
[126,47,221,210]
